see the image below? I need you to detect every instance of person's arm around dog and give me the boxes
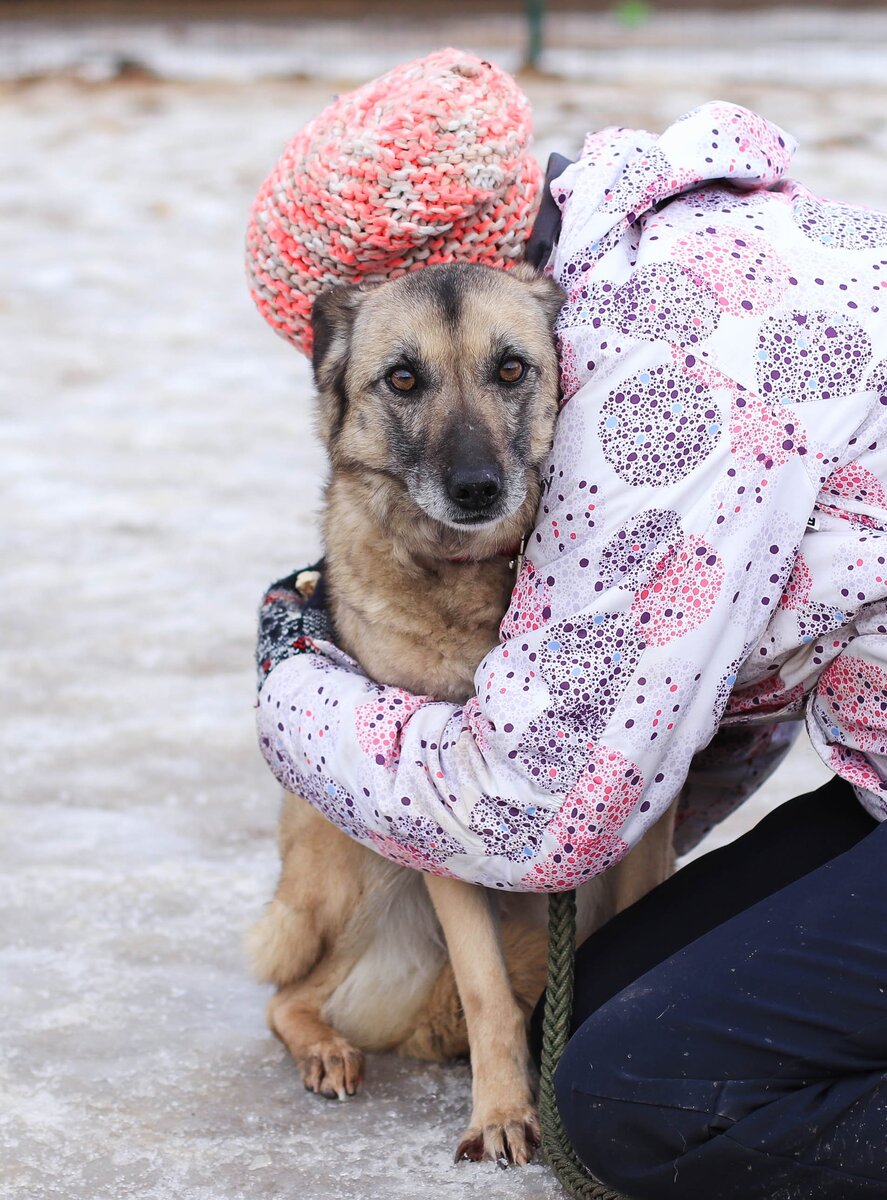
[257,102,887,889]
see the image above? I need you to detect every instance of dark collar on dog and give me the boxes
[447,538,526,572]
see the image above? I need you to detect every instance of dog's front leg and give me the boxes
[423,874,539,1165]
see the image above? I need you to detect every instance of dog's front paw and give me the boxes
[455,1104,541,1166]
[300,1036,364,1101]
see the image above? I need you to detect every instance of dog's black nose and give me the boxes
[446,465,503,512]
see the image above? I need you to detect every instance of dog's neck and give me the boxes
[321,467,539,699]
[446,540,525,568]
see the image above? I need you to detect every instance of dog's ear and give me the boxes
[310,284,366,446]
[509,260,565,327]
[311,283,364,383]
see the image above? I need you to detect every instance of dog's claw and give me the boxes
[303,1055,322,1093]
[455,1107,541,1167]
[299,1037,364,1100]
[455,1133,485,1163]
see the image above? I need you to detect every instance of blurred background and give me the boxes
[2,4,884,1199]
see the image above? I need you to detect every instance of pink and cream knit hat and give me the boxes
[246,48,541,357]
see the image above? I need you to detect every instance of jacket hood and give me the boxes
[551,101,798,267]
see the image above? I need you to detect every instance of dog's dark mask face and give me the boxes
[311,262,563,531]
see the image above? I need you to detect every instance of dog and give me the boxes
[249,261,677,1164]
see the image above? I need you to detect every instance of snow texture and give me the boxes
[2,9,881,1198]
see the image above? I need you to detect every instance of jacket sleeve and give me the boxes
[806,602,887,822]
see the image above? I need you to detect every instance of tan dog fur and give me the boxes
[249,262,676,1164]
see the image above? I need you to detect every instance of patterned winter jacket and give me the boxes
[256,102,887,892]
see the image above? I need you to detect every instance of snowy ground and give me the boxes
[2,8,884,1199]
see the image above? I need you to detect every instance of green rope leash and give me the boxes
[539,890,628,1200]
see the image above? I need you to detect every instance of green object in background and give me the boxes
[614,0,652,27]
[526,0,544,69]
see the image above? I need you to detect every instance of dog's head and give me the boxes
[311,262,563,536]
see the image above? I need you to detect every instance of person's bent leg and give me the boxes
[554,819,887,1199]
[530,775,876,1060]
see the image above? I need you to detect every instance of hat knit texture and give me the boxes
[246,48,541,357]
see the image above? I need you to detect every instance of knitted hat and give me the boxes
[246,48,541,357]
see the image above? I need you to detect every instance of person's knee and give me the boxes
[552,1001,719,1198]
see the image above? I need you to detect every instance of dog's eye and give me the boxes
[499,358,525,384]
[389,367,417,393]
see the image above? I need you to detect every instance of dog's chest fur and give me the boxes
[323,474,517,702]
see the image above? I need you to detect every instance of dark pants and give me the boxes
[530,776,887,1199]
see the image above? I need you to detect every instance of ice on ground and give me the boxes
[0,10,878,1199]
